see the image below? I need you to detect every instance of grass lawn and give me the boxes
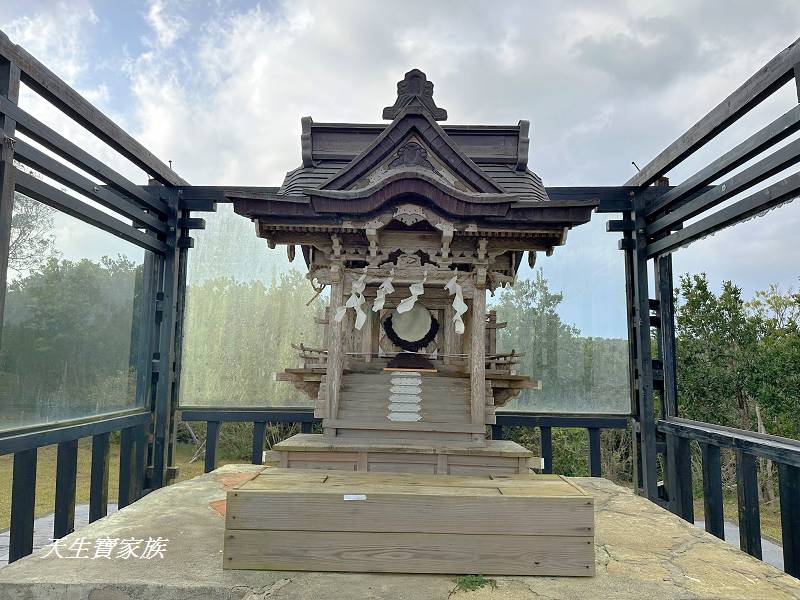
[0,441,239,532]
[693,494,783,544]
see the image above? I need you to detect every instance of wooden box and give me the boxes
[224,468,595,576]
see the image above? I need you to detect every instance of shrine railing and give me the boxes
[658,418,800,578]
[179,408,628,479]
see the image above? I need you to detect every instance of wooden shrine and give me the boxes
[231,69,596,474]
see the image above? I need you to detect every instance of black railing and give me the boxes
[659,417,800,578]
[0,412,150,563]
[180,408,628,478]
[180,409,315,473]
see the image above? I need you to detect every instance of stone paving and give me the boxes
[0,465,798,599]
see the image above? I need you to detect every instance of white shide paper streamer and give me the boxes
[334,271,368,330]
[445,275,467,335]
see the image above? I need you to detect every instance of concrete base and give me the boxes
[1,464,799,599]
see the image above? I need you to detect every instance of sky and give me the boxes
[2,0,800,338]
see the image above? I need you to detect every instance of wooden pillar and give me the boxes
[361,307,374,362]
[470,287,486,443]
[443,304,455,365]
[325,263,345,440]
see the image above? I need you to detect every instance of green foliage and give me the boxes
[179,270,323,408]
[450,575,497,595]
[0,256,143,430]
[494,269,629,414]
[676,274,800,439]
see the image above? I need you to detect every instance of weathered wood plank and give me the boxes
[227,491,592,536]
[13,140,168,232]
[627,36,800,186]
[13,169,168,254]
[646,104,800,217]
[647,136,800,237]
[0,96,167,213]
[0,30,187,186]
[224,530,594,575]
[648,170,800,258]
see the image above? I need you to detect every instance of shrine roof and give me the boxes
[231,69,596,228]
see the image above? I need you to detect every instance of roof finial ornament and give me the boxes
[383,69,447,121]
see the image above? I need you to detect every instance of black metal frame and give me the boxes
[0,31,189,563]
[598,35,800,577]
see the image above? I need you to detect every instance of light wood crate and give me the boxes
[224,468,595,576]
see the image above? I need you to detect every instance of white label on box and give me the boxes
[343,494,367,501]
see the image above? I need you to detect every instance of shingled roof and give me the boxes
[233,69,595,229]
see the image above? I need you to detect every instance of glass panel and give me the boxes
[179,203,323,408]
[0,193,146,432]
[495,215,631,414]
[671,200,800,439]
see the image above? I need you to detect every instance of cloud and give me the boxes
[144,0,188,50]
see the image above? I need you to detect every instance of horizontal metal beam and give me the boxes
[647,171,800,257]
[647,136,800,237]
[658,417,800,468]
[606,219,634,232]
[0,96,168,214]
[0,411,150,455]
[180,408,316,423]
[646,104,800,217]
[13,140,167,233]
[0,30,187,187]
[627,36,800,186]
[543,187,633,212]
[14,169,169,254]
[495,413,629,429]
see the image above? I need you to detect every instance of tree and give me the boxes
[675,274,760,429]
[9,190,58,275]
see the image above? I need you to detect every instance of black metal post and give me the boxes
[491,424,503,440]
[9,448,37,562]
[89,432,110,523]
[205,420,220,473]
[540,426,553,474]
[701,442,724,539]
[779,463,800,578]
[655,256,678,418]
[118,426,136,508]
[252,421,267,465]
[54,439,78,538]
[0,56,20,343]
[666,433,694,522]
[632,194,658,500]
[736,450,762,559]
[151,191,180,489]
[588,428,601,477]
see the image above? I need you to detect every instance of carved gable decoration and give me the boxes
[388,141,434,171]
[319,111,504,194]
[353,134,472,192]
[383,69,447,121]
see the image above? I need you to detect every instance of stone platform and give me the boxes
[1,464,799,600]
